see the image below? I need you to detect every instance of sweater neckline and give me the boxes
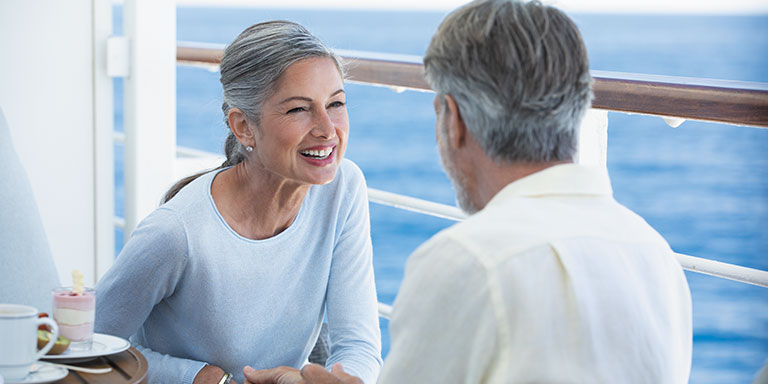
[205,168,310,243]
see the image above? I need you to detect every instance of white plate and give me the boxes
[41,333,130,363]
[4,365,68,384]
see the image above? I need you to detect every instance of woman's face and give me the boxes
[251,57,348,186]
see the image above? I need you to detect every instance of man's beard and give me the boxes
[438,128,479,215]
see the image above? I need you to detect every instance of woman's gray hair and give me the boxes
[163,20,344,203]
[424,0,592,163]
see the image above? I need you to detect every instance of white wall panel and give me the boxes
[0,0,113,286]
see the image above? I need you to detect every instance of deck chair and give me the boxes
[0,106,60,314]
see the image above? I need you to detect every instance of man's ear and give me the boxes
[228,108,255,146]
[444,94,467,149]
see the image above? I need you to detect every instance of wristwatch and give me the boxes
[217,372,233,384]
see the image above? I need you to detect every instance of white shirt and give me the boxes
[379,164,692,384]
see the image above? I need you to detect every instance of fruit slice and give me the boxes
[37,330,71,355]
[37,312,52,331]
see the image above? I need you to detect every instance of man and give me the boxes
[245,0,692,383]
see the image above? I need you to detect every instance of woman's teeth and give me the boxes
[300,147,333,160]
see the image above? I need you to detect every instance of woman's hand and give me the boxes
[242,363,361,384]
[301,364,362,384]
[195,365,240,384]
[243,366,302,384]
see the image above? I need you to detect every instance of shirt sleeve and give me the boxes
[324,164,383,384]
[378,233,498,384]
[95,208,206,384]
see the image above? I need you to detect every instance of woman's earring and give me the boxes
[246,146,253,152]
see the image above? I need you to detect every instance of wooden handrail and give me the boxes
[177,44,768,128]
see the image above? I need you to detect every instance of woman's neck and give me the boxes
[211,162,310,240]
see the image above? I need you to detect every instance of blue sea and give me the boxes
[113,7,768,383]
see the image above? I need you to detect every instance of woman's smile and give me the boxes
[299,145,336,165]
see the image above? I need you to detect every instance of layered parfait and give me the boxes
[52,270,95,351]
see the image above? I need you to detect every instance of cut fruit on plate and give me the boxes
[37,330,71,355]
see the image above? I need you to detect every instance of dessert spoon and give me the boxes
[31,362,113,374]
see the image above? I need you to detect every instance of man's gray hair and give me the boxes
[424,0,592,163]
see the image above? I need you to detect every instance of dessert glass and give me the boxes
[52,286,95,351]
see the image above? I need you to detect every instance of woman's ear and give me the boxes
[228,108,255,146]
[444,94,467,149]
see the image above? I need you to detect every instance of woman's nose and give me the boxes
[311,109,336,139]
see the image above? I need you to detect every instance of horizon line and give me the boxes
[165,0,768,14]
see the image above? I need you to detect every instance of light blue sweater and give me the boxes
[95,159,382,384]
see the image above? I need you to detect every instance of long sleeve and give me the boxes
[95,208,206,383]
[133,344,206,384]
[324,167,383,384]
[378,234,497,384]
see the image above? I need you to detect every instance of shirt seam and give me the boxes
[484,164,612,209]
[446,229,674,383]
[450,218,670,260]
[156,206,191,293]
[443,233,511,382]
[336,161,356,244]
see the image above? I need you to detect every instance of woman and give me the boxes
[95,21,382,384]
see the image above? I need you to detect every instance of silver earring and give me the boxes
[246,146,253,152]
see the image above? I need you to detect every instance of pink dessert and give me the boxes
[52,288,95,343]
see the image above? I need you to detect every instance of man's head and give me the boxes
[425,0,592,165]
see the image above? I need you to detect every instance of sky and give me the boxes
[175,0,768,14]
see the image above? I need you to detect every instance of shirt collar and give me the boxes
[485,163,613,208]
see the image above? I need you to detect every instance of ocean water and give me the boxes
[113,7,768,383]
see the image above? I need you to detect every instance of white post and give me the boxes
[123,0,177,237]
[93,0,115,281]
[0,0,115,286]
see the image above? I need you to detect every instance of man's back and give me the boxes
[380,164,692,383]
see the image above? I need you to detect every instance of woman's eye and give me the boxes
[328,101,345,109]
[287,107,307,114]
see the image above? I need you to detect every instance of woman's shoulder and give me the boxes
[162,169,219,211]
[307,159,366,207]
[310,158,366,201]
[125,206,189,260]
[135,169,219,239]
[337,158,366,188]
